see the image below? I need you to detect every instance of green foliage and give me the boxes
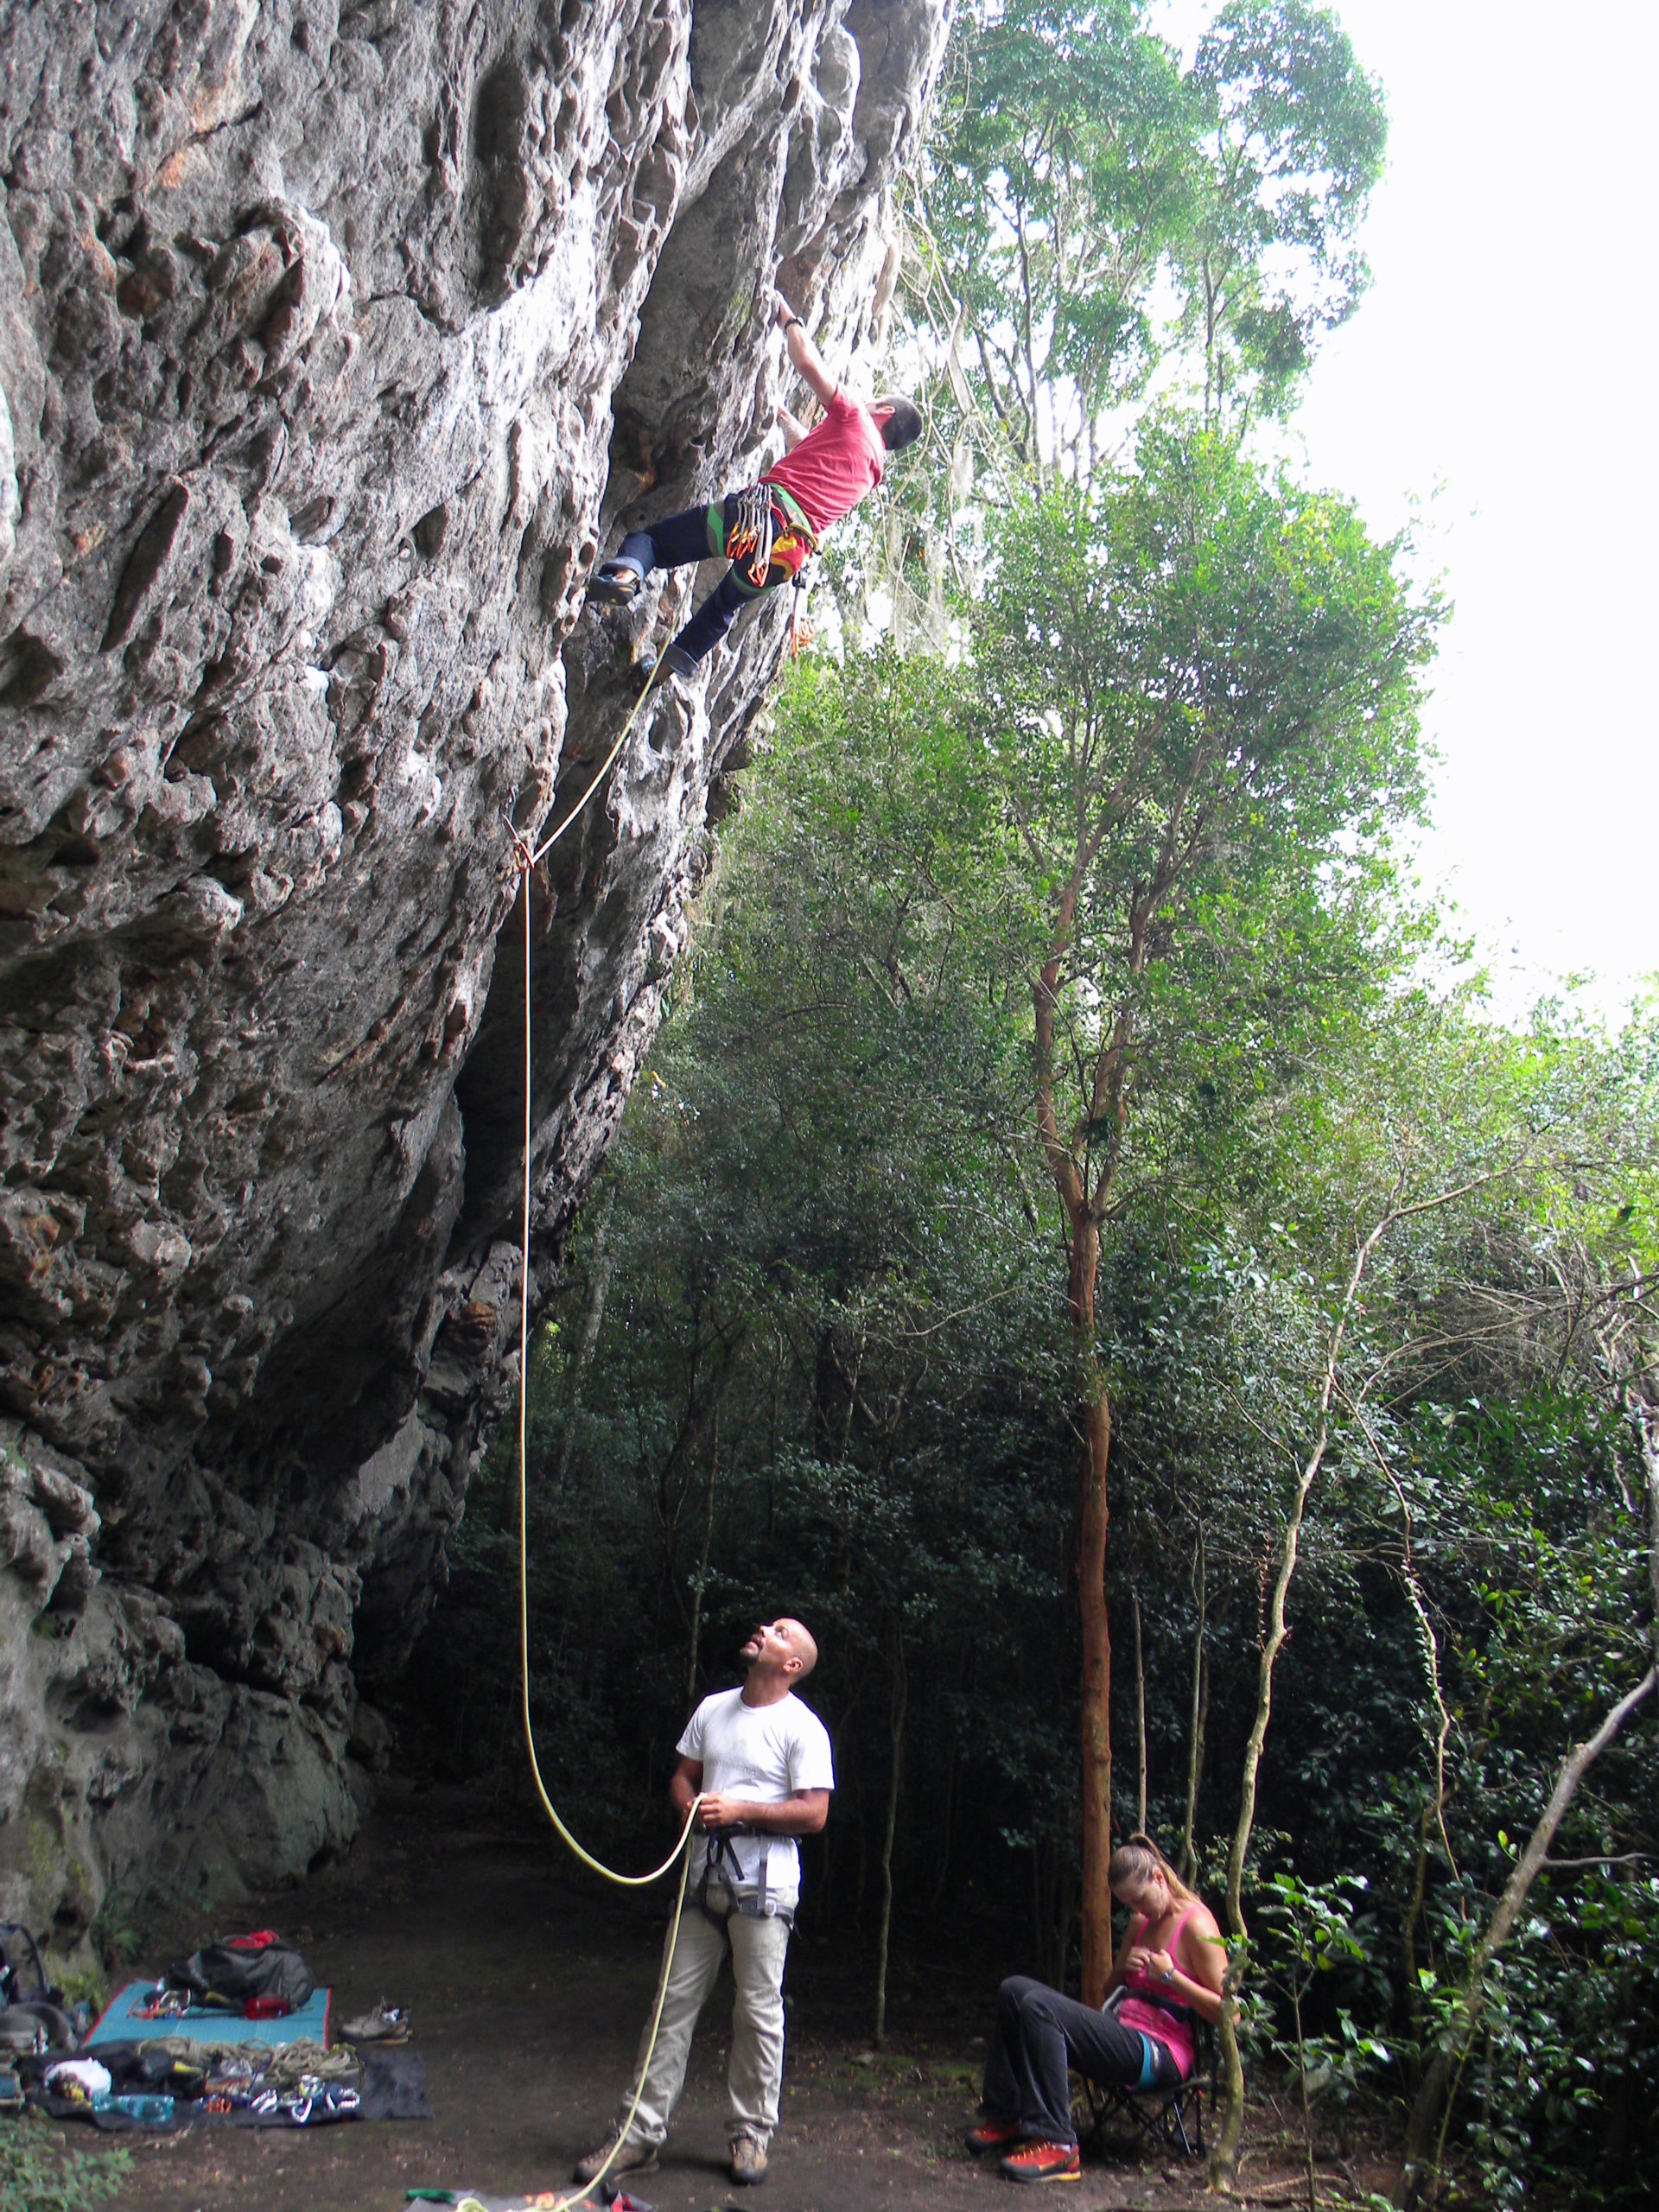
[1256,1872,1393,2094]
[0,2120,130,2212]
[912,0,1387,480]
[404,9,1659,2199]
[1184,0,1387,417]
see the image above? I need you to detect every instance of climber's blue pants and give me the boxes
[618,499,772,666]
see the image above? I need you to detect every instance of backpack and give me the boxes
[0,1923,60,2009]
[165,1929,315,2012]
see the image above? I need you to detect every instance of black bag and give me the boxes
[166,1931,315,2012]
[0,1923,60,2008]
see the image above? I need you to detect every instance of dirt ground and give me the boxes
[60,1791,1395,2212]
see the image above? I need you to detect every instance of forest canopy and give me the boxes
[408,6,1659,2206]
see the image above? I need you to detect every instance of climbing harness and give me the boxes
[760,486,819,655]
[500,640,700,2210]
[692,1833,793,1930]
[714,482,820,627]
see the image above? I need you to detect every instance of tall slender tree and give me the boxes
[968,435,1431,1995]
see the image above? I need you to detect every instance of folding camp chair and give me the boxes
[1072,1988,1216,2159]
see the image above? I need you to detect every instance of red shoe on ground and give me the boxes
[965,2116,1022,2154]
[999,2138,1082,2183]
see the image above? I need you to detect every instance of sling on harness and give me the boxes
[712,483,820,594]
[692,1831,794,1929]
[712,482,820,656]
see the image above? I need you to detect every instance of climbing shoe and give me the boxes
[998,2139,1081,2183]
[571,2131,659,2185]
[340,1999,410,2044]
[588,559,645,607]
[730,2134,769,2184]
[658,642,698,683]
[965,2115,1021,2154]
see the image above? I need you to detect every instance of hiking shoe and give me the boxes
[966,2116,1022,2154]
[588,559,644,607]
[999,2139,1081,2183]
[730,2135,769,2184]
[571,2132,660,2185]
[340,1999,410,2044]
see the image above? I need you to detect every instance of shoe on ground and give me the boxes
[571,2132,660,2185]
[340,1999,409,2044]
[588,559,644,607]
[730,2134,770,2184]
[966,2115,1022,2154]
[999,2138,1081,2183]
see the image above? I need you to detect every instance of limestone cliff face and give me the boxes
[0,0,948,1952]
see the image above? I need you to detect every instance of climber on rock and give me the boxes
[588,289,924,677]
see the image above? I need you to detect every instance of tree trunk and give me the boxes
[874,1629,908,2048]
[1180,1528,1207,1883]
[1394,1668,1656,2209]
[1132,1586,1147,1834]
[1032,866,1123,2005]
[1211,1433,1325,2190]
[550,1181,616,1495]
[1211,1212,1396,2190]
[683,1403,720,1704]
[1072,1216,1116,2005]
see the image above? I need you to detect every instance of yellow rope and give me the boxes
[529,645,670,868]
[505,644,700,2208]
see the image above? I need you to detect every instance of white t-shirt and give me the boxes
[678,1687,835,1904]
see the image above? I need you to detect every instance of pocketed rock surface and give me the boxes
[0,0,949,1954]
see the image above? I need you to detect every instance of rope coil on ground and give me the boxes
[505,644,697,2208]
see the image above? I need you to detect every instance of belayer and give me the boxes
[588,289,924,675]
[572,1617,834,2190]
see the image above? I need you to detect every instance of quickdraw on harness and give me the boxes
[723,485,777,589]
[720,483,820,653]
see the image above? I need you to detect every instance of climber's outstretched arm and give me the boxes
[775,290,838,410]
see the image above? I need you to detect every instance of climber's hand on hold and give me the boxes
[774,291,837,409]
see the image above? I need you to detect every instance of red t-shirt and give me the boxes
[762,389,885,535]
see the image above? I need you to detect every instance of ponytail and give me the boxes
[1109,1830,1202,1911]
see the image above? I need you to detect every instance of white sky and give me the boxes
[1155,0,1658,1019]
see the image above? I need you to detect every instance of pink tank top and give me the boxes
[1116,1906,1197,2078]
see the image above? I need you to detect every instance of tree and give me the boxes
[967,433,1431,1996]
[1183,0,1387,424]
[911,0,1386,480]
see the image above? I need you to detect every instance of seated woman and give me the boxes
[964,1834,1224,2184]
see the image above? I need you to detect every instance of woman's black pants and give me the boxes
[981,1975,1179,2145]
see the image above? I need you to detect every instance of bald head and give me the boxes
[740,1617,819,1694]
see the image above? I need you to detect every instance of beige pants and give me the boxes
[619,1885,793,2151]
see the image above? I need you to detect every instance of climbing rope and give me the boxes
[525,643,670,869]
[505,642,700,2209]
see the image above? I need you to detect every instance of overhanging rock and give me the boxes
[0,0,950,1961]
